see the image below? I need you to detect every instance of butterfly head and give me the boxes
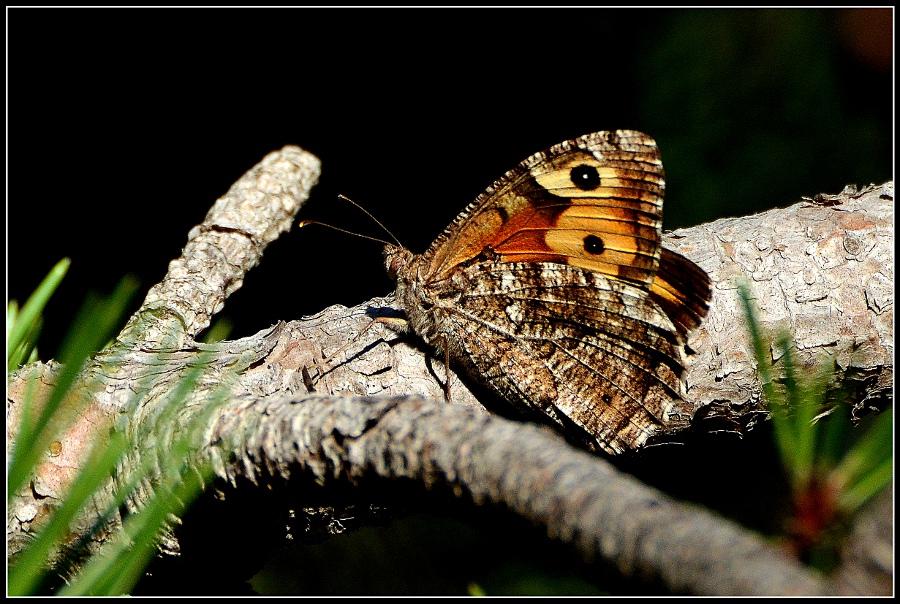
[384,244,414,281]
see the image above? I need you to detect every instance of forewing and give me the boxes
[422,130,665,290]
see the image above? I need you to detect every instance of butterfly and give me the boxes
[384,130,711,455]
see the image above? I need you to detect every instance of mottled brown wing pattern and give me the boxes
[444,262,688,454]
[385,129,710,454]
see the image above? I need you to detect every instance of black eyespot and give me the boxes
[584,234,605,255]
[570,165,601,190]
[602,394,612,404]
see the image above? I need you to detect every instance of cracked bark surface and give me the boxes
[6,140,892,595]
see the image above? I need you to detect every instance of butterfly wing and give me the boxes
[650,248,712,338]
[423,130,665,290]
[396,130,711,453]
[444,261,689,454]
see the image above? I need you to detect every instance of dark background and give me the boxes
[8,8,892,595]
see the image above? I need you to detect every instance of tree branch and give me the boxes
[7,137,892,595]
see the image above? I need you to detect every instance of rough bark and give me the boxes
[6,138,892,596]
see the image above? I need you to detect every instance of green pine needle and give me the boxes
[738,282,892,570]
[7,258,70,373]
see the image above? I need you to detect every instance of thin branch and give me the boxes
[117,145,321,347]
[219,392,828,595]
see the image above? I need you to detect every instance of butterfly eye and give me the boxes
[570,165,601,190]
[583,234,605,255]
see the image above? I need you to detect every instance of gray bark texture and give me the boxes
[6,141,892,595]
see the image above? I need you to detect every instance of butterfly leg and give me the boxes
[434,333,452,402]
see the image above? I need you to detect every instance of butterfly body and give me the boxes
[384,130,710,455]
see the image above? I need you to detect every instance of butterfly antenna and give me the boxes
[336,194,402,246]
[296,220,394,247]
